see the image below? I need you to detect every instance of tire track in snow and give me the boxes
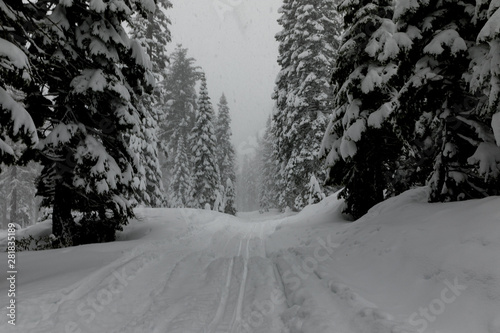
[206,224,258,333]
[230,226,253,331]
[205,242,240,333]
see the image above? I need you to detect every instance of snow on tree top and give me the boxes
[108,0,132,14]
[111,82,131,101]
[345,118,366,142]
[478,7,500,42]
[131,39,152,70]
[0,39,30,74]
[139,0,156,13]
[367,102,393,129]
[41,123,80,147]
[71,69,107,93]
[90,0,106,13]
[89,38,119,61]
[340,137,357,159]
[93,20,129,46]
[468,142,500,177]
[0,87,38,144]
[394,0,430,21]
[423,29,467,56]
[0,1,17,20]
[0,138,14,157]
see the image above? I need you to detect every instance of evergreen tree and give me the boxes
[215,93,237,214]
[213,184,225,212]
[191,73,220,209]
[170,120,193,207]
[215,93,236,184]
[259,117,278,212]
[33,0,156,246]
[0,1,39,168]
[160,46,200,199]
[306,173,326,206]
[392,0,493,202]
[129,0,172,207]
[273,0,341,210]
[161,46,200,157]
[320,0,403,218]
[0,163,41,228]
[223,178,237,215]
[462,1,500,195]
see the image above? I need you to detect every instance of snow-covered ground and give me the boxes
[1,187,500,333]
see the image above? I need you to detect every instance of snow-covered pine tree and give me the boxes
[0,163,40,228]
[215,93,236,184]
[160,46,200,154]
[215,93,237,214]
[306,173,326,206]
[213,184,225,212]
[170,120,193,207]
[258,117,278,212]
[461,1,500,195]
[191,73,220,209]
[160,45,200,198]
[273,0,341,211]
[0,1,39,169]
[392,0,491,202]
[34,0,156,246]
[320,0,404,219]
[128,0,172,207]
[223,178,237,215]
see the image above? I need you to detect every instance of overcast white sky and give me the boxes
[166,0,283,146]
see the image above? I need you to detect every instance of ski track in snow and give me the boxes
[4,190,500,333]
[3,208,415,333]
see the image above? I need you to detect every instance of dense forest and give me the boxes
[2,0,500,247]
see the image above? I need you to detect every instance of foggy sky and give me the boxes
[167,0,283,146]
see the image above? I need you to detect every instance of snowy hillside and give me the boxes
[1,187,499,333]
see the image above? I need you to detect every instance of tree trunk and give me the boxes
[52,183,74,247]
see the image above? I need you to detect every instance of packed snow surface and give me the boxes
[1,187,500,332]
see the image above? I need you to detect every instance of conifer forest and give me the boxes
[3,1,500,333]
[2,0,500,243]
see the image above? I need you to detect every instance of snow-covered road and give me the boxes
[3,188,500,333]
[2,210,292,333]
[117,218,287,333]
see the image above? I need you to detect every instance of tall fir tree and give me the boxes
[161,46,200,155]
[320,0,404,219]
[460,1,500,196]
[191,73,220,209]
[391,0,495,202]
[160,45,200,198]
[33,0,156,246]
[258,117,279,212]
[273,0,341,210]
[215,93,237,214]
[129,0,172,207]
[170,119,193,207]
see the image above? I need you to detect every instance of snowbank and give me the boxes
[269,187,500,333]
[1,188,499,333]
